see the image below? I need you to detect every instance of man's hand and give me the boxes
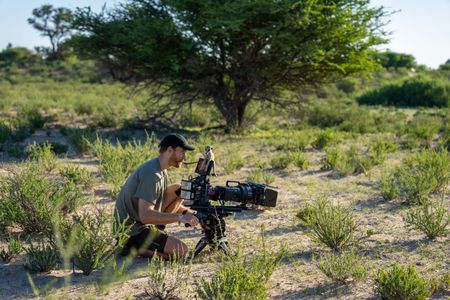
[181,214,200,227]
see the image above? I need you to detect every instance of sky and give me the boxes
[0,0,449,69]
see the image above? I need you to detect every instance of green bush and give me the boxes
[59,163,94,189]
[379,170,401,201]
[370,139,398,164]
[271,153,291,169]
[246,169,276,185]
[297,198,358,251]
[220,145,245,175]
[403,200,449,239]
[315,251,367,284]
[358,76,450,108]
[0,163,84,235]
[196,238,285,300]
[89,135,158,197]
[291,151,309,170]
[375,264,432,300]
[61,127,96,154]
[67,209,129,275]
[27,142,59,172]
[322,146,375,177]
[0,237,23,263]
[17,104,47,130]
[24,243,57,273]
[311,129,342,149]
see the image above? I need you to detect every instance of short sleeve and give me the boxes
[134,170,160,204]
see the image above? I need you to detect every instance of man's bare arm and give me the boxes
[138,198,198,226]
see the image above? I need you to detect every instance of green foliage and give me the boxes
[315,251,367,284]
[0,237,23,263]
[88,135,158,197]
[270,153,291,169]
[196,234,285,300]
[72,0,388,130]
[405,115,442,145]
[379,171,401,201]
[375,264,432,300]
[312,129,342,149]
[291,151,309,170]
[60,209,130,275]
[270,151,309,170]
[374,51,417,69]
[24,243,58,273]
[358,75,450,108]
[27,142,59,172]
[322,146,375,177]
[297,198,358,251]
[370,139,398,164]
[17,104,47,130]
[0,162,84,235]
[220,145,245,175]
[61,127,96,154]
[145,256,192,300]
[403,200,449,239]
[58,163,94,189]
[246,169,276,185]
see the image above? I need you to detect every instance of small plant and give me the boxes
[24,243,57,273]
[291,151,309,170]
[315,251,367,284]
[220,145,245,175]
[379,170,401,201]
[297,198,359,251]
[0,236,23,263]
[403,200,449,239]
[370,139,398,164]
[62,127,96,154]
[27,142,58,172]
[59,163,94,189]
[312,129,341,149]
[271,153,291,169]
[322,146,375,177]
[246,169,276,185]
[69,208,130,275]
[145,255,193,300]
[375,264,432,300]
[196,230,285,300]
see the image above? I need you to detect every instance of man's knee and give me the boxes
[164,237,188,258]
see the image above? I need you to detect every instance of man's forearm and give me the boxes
[140,209,181,225]
[176,204,195,215]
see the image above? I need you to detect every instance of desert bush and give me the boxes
[405,115,442,147]
[27,142,59,172]
[297,198,359,251]
[220,145,245,175]
[59,163,94,189]
[270,153,291,169]
[311,129,342,149]
[17,104,47,130]
[358,75,450,108]
[67,208,129,275]
[246,169,276,185]
[272,132,310,152]
[89,135,158,196]
[145,256,193,300]
[196,237,285,300]
[370,139,398,164]
[61,127,96,154]
[403,200,449,239]
[0,163,85,235]
[0,236,23,263]
[401,148,450,204]
[375,264,432,300]
[322,146,375,177]
[291,151,309,170]
[379,170,402,201]
[315,251,367,284]
[24,243,57,273]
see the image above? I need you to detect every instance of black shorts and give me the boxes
[120,226,169,256]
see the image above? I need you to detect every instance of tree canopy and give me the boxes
[28,5,73,60]
[72,0,389,130]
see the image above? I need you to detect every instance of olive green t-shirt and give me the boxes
[114,158,168,236]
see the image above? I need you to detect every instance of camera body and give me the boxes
[179,153,277,210]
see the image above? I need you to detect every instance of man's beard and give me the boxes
[169,154,183,168]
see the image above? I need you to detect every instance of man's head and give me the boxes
[159,133,195,168]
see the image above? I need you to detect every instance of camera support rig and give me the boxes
[180,146,277,257]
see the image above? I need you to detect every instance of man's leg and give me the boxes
[140,236,188,259]
[162,183,184,213]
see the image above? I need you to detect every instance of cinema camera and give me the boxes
[179,146,278,256]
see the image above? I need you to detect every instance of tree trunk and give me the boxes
[218,98,248,133]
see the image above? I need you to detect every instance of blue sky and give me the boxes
[1,0,449,68]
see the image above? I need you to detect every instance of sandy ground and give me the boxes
[0,132,449,299]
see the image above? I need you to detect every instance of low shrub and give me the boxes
[322,146,375,177]
[378,170,401,201]
[89,135,158,197]
[375,264,432,300]
[196,232,285,300]
[220,146,245,175]
[403,200,449,239]
[271,151,309,170]
[370,139,398,164]
[270,153,291,169]
[0,236,23,263]
[61,127,96,154]
[315,251,367,284]
[17,104,47,130]
[246,169,276,185]
[358,76,450,108]
[145,256,192,300]
[59,163,94,189]
[406,115,442,144]
[24,243,57,273]
[27,142,59,172]
[297,198,359,251]
[311,129,342,150]
[67,209,129,275]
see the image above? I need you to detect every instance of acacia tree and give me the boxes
[28,5,73,60]
[72,0,389,131]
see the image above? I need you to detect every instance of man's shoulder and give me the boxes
[137,158,164,180]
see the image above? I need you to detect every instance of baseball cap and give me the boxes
[159,133,195,151]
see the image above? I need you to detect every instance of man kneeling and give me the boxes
[114,133,199,259]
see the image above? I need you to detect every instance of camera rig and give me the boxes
[179,146,278,256]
